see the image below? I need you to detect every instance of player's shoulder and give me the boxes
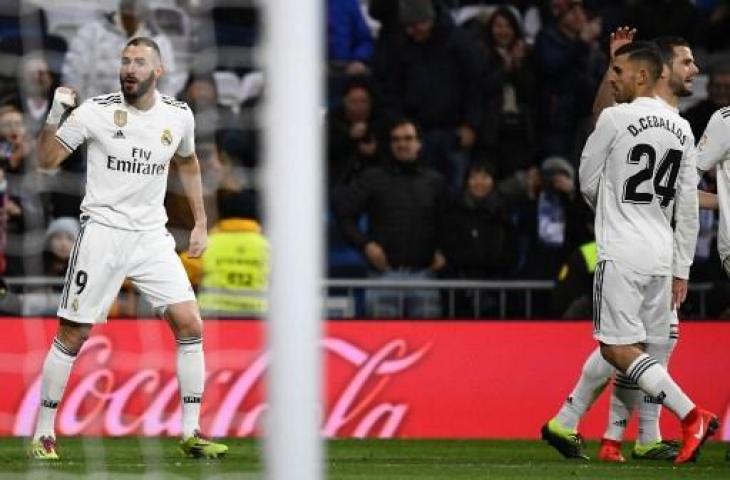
[159,94,191,112]
[87,92,123,109]
[709,106,730,126]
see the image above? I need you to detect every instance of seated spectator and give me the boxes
[474,7,537,181]
[62,0,185,100]
[326,78,381,195]
[374,0,483,187]
[181,188,268,317]
[684,63,730,139]
[441,160,516,317]
[179,74,244,142]
[335,118,451,318]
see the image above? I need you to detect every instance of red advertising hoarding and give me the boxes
[2,318,729,440]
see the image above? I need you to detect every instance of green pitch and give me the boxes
[0,438,728,479]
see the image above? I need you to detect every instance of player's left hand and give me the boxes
[187,224,208,258]
[671,277,688,309]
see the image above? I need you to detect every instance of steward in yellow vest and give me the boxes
[181,190,269,316]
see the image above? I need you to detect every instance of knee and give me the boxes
[167,303,203,338]
[599,344,617,366]
[57,319,92,353]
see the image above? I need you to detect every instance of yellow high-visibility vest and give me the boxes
[580,241,598,274]
[196,219,269,315]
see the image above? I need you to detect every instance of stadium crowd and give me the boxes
[0,0,729,318]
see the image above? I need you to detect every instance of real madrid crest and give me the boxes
[114,110,127,128]
[161,128,173,146]
[72,297,79,312]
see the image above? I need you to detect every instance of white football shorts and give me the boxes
[592,260,676,345]
[57,219,196,323]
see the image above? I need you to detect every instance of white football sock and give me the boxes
[177,336,204,439]
[555,347,614,430]
[604,372,640,441]
[625,353,693,420]
[33,338,77,441]
[636,339,676,444]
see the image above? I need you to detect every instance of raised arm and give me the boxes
[592,27,636,125]
[37,87,78,169]
[174,153,208,258]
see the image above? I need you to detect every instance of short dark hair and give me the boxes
[389,117,421,139]
[653,36,690,66]
[124,36,162,62]
[614,41,663,81]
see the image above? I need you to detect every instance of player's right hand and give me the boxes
[46,87,78,126]
[609,26,637,59]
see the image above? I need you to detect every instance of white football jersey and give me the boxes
[579,96,699,278]
[56,90,195,230]
[697,106,730,261]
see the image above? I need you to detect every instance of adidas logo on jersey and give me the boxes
[113,130,125,139]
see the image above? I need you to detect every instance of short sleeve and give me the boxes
[55,102,91,152]
[175,109,195,157]
[697,109,730,171]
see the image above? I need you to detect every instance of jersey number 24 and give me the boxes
[622,143,681,207]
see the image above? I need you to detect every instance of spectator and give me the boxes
[441,160,516,317]
[533,0,605,159]
[0,105,47,275]
[1,52,58,136]
[514,156,593,278]
[43,217,79,278]
[335,118,450,318]
[181,188,268,317]
[179,74,242,142]
[326,78,381,195]
[374,0,483,187]
[62,0,185,100]
[327,0,374,75]
[475,6,537,181]
[684,63,730,139]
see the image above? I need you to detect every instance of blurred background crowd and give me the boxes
[0,0,729,319]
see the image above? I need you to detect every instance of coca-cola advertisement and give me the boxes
[2,318,729,440]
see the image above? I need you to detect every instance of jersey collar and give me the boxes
[122,89,160,114]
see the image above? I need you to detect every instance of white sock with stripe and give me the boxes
[555,347,614,430]
[603,372,640,441]
[625,353,694,420]
[33,338,77,441]
[177,336,204,440]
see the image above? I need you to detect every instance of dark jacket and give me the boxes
[441,192,515,278]
[533,24,605,157]
[374,7,483,131]
[335,159,451,269]
[326,104,382,193]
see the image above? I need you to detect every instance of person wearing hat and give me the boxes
[43,217,80,278]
